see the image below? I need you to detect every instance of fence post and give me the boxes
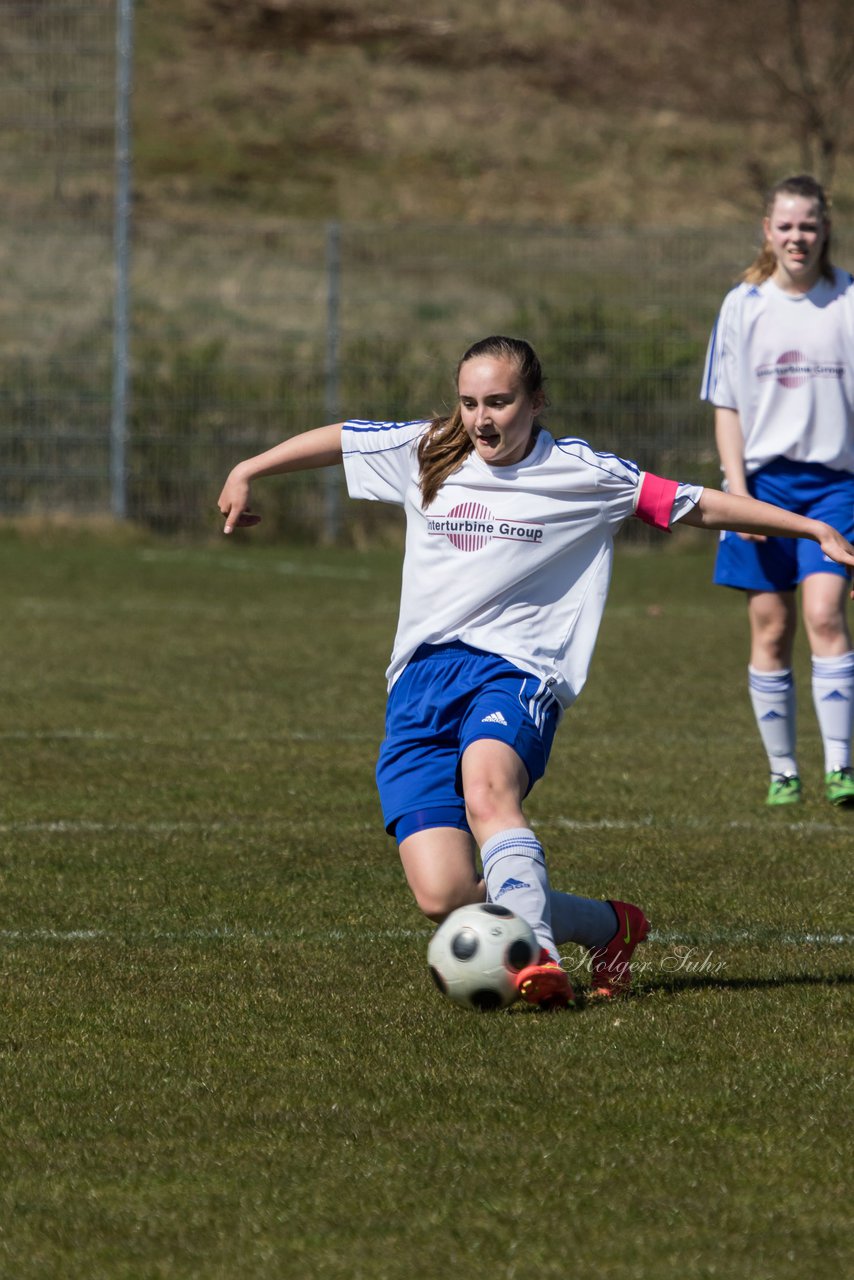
[111,0,134,520]
[323,219,341,541]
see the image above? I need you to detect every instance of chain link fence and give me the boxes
[3,3,849,542]
[0,0,118,516]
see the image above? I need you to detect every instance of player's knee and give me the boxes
[751,622,793,667]
[750,598,795,652]
[412,881,482,923]
[419,899,453,925]
[464,778,514,830]
[804,604,847,648]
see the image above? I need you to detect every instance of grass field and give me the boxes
[1,525,851,1279]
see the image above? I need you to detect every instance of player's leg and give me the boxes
[460,737,573,1007]
[460,737,616,945]
[747,588,801,803]
[801,571,854,804]
[461,740,649,1000]
[714,462,803,804]
[397,825,484,922]
[460,737,554,949]
[376,645,485,917]
[748,588,797,669]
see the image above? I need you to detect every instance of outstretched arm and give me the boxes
[218,423,344,534]
[681,488,854,589]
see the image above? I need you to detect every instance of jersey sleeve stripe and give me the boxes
[701,318,719,400]
[343,419,428,433]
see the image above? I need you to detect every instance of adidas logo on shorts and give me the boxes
[481,710,508,725]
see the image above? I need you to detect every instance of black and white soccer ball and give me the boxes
[427,902,539,1011]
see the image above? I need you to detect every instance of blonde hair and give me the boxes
[743,173,834,285]
[417,336,546,507]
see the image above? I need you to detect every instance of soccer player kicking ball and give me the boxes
[219,335,854,1009]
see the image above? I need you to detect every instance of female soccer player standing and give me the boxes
[220,335,854,1007]
[702,175,854,807]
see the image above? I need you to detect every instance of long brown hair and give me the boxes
[743,173,834,285]
[417,335,546,507]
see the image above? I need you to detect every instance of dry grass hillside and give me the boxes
[135,0,854,228]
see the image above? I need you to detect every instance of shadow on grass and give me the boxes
[636,971,854,998]
[501,972,853,1015]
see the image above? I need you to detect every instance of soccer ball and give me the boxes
[427,902,539,1011]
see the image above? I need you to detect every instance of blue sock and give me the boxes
[549,892,618,948]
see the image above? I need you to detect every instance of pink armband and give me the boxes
[635,472,680,530]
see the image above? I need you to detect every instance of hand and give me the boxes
[218,470,263,535]
[736,531,767,544]
[817,526,854,594]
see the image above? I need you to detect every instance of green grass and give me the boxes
[0,528,852,1279]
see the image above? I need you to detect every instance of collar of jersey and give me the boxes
[467,428,552,477]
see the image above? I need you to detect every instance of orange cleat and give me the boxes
[516,949,575,1010]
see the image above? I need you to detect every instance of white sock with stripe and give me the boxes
[481,827,559,964]
[748,666,798,777]
[811,650,854,772]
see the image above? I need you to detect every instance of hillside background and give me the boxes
[134,0,854,227]
[3,0,854,535]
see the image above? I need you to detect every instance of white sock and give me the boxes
[811,651,854,772]
[549,892,617,949]
[748,666,798,777]
[481,828,559,964]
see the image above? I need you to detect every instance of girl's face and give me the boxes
[763,193,828,292]
[458,355,544,467]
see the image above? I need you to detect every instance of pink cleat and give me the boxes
[587,900,650,998]
[516,949,575,1010]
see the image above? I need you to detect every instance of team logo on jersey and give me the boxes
[757,349,844,389]
[427,501,544,552]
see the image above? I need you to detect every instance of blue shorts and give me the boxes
[376,641,561,842]
[714,459,854,593]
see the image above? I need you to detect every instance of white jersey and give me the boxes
[701,267,854,475]
[342,421,701,709]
